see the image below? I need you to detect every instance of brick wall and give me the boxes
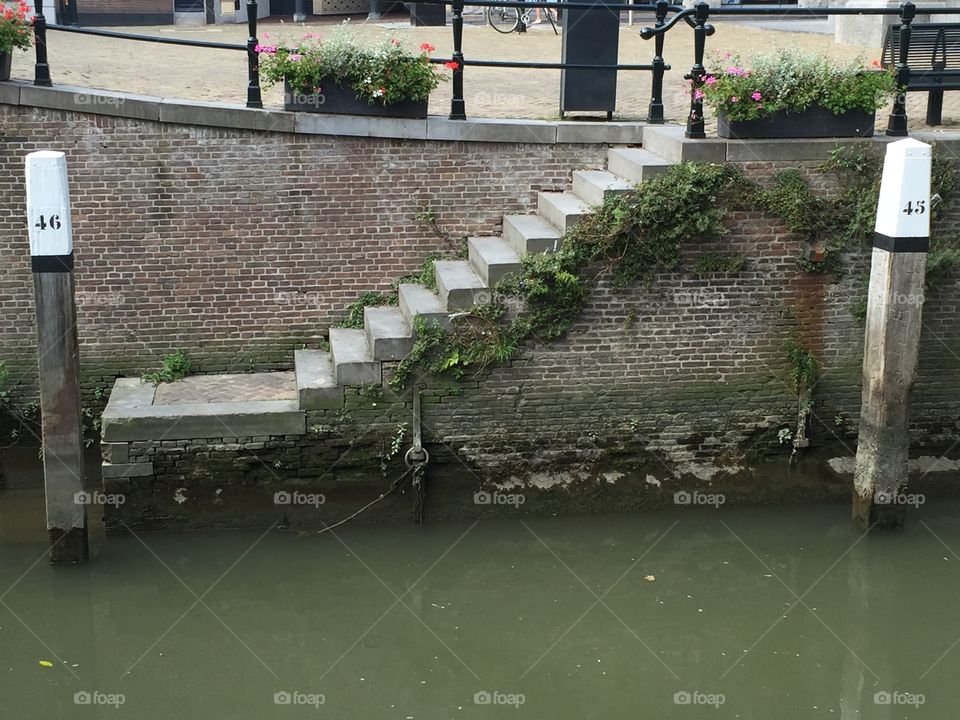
[0,105,606,400]
[4,103,960,516]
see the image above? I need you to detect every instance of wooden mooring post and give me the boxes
[26,151,89,563]
[853,138,931,530]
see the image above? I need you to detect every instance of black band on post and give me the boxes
[31,252,74,273]
[872,233,929,253]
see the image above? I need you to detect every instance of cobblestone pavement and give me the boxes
[8,11,958,131]
[153,372,296,405]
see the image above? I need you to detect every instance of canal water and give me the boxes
[1,488,958,719]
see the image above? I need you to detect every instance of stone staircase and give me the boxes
[294,140,680,409]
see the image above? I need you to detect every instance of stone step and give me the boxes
[468,236,522,287]
[293,349,344,410]
[606,147,675,183]
[397,283,449,330]
[502,214,562,255]
[363,306,413,361]
[572,169,635,206]
[329,327,381,386]
[434,260,486,310]
[537,191,590,234]
[641,125,727,164]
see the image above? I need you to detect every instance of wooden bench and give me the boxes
[882,23,960,126]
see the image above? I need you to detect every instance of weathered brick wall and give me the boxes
[0,105,606,401]
[5,104,960,522]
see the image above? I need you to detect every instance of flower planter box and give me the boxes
[283,79,428,119]
[717,105,875,139]
[0,52,11,82]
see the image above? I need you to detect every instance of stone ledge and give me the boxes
[101,461,154,479]
[102,400,306,441]
[2,81,646,145]
[20,83,162,121]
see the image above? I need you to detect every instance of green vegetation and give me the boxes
[339,291,398,329]
[143,351,192,385]
[392,162,745,389]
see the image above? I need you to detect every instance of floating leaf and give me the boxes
[38,660,53,668]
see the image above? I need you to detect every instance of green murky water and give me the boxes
[1,487,959,719]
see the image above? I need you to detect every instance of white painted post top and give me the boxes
[874,138,931,241]
[25,150,73,257]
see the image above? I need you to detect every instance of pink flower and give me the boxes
[726,66,747,77]
[751,91,762,101]
[303,32,318,39]
[262,32,270,39]
[390,38,401,45]
[290,54,302,61]
[254,44,277,54]
[730,96,738,103]
[704,75,716,85]
[694,89,705,100]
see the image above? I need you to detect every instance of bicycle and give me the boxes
[486,2,558,34]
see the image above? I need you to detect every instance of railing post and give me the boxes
[886,1,915,137]
[246,0,263,109]
[449,0,466,120]
[33,0,52,87]
[685,1,711,139]
[647,0,668,124]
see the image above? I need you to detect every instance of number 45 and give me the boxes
[902,200,926,216]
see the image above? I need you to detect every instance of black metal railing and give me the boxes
[640,1,960,139]
[28,0,960,135]
[33,0,262,107]
[30,0,673,120]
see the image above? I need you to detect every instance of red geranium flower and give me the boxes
[444,61,459,70]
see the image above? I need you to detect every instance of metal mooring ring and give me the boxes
[404,446,430,468]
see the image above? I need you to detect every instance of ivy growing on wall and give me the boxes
[360,151,960,390]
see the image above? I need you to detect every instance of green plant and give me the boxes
[257,30,451,105]
[339,291,397,328]
[690,252,746,275]
[0,1,32,55]
[700,49,896,122]
[143,351,192,385]
[785,338,819,394]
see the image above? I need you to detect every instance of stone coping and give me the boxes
[7,81,960,154]
[0,81,647,145]
[101,377,306,442]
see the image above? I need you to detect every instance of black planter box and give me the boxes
[0,52,11,82]
[283,79,428,119]
[717,106,876,139]
[407,1,446,25]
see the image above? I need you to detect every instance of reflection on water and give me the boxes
[1,486,959,719]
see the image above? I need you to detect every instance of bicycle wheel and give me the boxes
[487,6,520,33]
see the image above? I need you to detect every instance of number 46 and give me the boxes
[902,200,926,216]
